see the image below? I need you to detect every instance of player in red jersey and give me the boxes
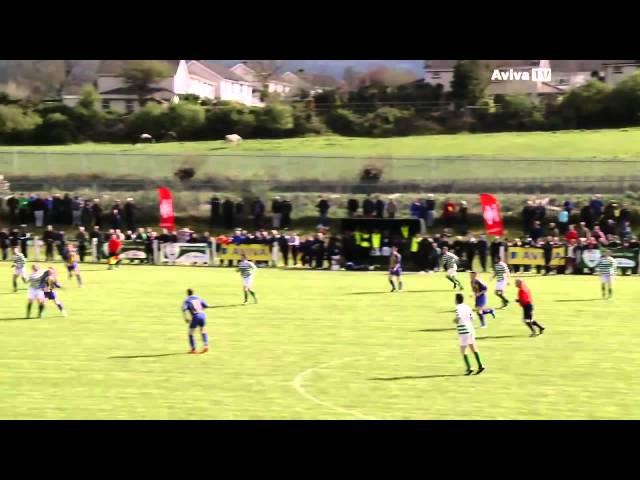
[515,279,546,337]
[107,234,122,270]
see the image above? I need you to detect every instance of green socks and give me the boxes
[463,354,471,370]
[473,351,483,369]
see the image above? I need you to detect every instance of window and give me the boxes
[431,71,441,80]
[101,99,111,110]
[558,78,568,85]
[613,66,624,74]
[125,100,136,114]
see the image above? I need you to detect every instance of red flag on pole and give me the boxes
[158,187,175,230]
[479,193,504,237]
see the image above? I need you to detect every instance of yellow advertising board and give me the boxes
[507,246,565,266]
[218,244,271,262]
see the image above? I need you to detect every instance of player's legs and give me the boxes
[199,326,209,353]
[388,274,396,292]
[600,277,607,299]
[26,298,33,318]
[495,285,509,307]
[188,326,197,352]
[12,274,18,292]
[459,344,473,374]
[397,271,403,291]
[243,277,257,304]
[468,343,485,374]
[74,268,83,287]
[608,277,613,298]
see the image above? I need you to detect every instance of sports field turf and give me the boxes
[0,263,636,419]
[2,129,640,182]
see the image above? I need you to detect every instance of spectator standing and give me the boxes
[531,221,543,242]
[589,195,604,224]
[124,198,136,231]
[565,224,578,243]
[17,194,30,225]
[76,226,88,262]
[0,228,8,260]
[410,199,422,219]
[251,197,265,229]
[288,232,300,266]
[62,193,73,225]
[7,195,18,225]
[374,196,384,219]
[281,198,292,229]
[477,235,488,273]
[563,199,574,215]
[458,201,468,235]
[577,222,590,239]
[33,195,45,227]
[72,196,82,226]
[222,198,235,230]
[110,209,122,230]
[347,197,359,217]
[521,200,536,235]
[43,225,56,261]
[271,196,283,228]
[425,194,436,229]
[386,198,397,218]
[209,196,221,227]
[546,222,559,238]
[278,231,290,266]
[362,195,375,217]
[316,195,330,227]
[557,208,569,234]
[81,201,93,230]
[442,198,456,229]
[92,199,103,228]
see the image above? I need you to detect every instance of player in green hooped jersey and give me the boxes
[237,253,258,305]
[596,251,617,299]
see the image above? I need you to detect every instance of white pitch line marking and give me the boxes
[292,357,372,420]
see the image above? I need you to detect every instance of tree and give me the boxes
[0,105,42,143]
[605,72,640,126]
[558,80,611,128]
[493,94,544,131]
[120,60,173,107]
[359,66,417,88]
[77,84,101,111]
[166,103,206,139]
[343,67,361,90]
[255,103,294,137]
[450,60,490,107]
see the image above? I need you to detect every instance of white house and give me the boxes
[230,62,294,105]
[602,60,640,86]
[76,60,254,113]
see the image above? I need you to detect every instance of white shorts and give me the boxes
[459,333,475,346]
[447,267,457,276]
[495,280,506,291]
[14,267,25,277]
[242,276,253,288]
[600,275,613,284]
[28,288,45,301]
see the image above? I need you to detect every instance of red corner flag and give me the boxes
[158,187,175,230]
[479,193,504,237]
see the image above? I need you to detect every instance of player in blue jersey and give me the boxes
[470,271,495,328]
[182,288,210,354]
[388,246,403,292]
[42,267,67,317]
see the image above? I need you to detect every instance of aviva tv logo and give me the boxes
[491,68,552,82]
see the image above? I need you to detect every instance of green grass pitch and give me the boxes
[0,263,636,419]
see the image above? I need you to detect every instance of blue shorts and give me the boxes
[475,294,487,308]
[389,267,402,276]
[45,291,57,301]
[67,263,78,272]
[189,314,206,329]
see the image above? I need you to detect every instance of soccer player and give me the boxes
[65,245,83,287]
[515,279,545,337]
[107,234,122,270]
[11,247,27,292]
[453,293,485,375]
[26,264,46,319]
[43,267,67,317]
[492,257,510,308]
[388,246,403,292]
[596,250,617,299]
[441,246,463,290]
[470,271,495,328]
[182,288,209,354]
[237,253,258,304]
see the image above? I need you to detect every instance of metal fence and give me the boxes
[1,150,640,191]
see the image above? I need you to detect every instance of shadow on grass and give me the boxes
[209,304,244,309]
[0,316,34,321]
[413,327,457,332]
[554,298,603,302]
[108,352,187,359]
[369,374,463,381]
[477,335,521,340]
[347,289,454,295]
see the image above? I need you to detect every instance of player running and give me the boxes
[470,271,495,328]
[237,253,258,305]
[107,234,122,270]
[26,264,46,319]
[515,279,546,337]
[42,267,67,317]
[441,246,463,290]
[453,293,485,375]
[492,257,510,308]
[388,246,403,292]
[182,288,210,354]
[12,247,27,292]
[596,250,617,299]
[64,245,83,287]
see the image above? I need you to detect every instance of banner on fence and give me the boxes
[160,243,210,264]
[508,246,565,266]
[479,193,504,237]
[158,187,175,230]
[102,241,147,260]
[580,247,639,272]
[218,244,271,262]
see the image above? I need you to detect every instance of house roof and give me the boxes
[198,61,247,82]
[97,60,180,75]
[601,60,640,66]
[282,71,340,89]
[186,61,222,83]
[550,60,607,72]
